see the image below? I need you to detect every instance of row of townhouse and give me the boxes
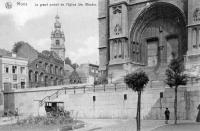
[0,42,64,90]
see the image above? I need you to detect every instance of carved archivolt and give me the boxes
[129,2,186,65]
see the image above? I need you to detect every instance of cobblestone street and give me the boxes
[77,119,195,131]
[0,118,198,131]
[77,119,167,131]
[151,122,200,131]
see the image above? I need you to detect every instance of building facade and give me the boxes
[63,64,74,84]
[69,70,82,84]
[99,0,200,81]
[14,42,64,88]
[77,64,99,84]
[51,15,66,61]
[63,63,99,84]
[0,55,28,90]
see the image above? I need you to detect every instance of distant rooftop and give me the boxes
[0,48,12,57]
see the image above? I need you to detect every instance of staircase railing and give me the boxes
[39,84,93,106]
[38,83,137,106]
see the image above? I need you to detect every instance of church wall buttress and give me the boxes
[109,3,129,65]
[186,0,200,69]
[98,0,108,72]
[187,0,200,52]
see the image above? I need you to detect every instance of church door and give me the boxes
[147,38,158,66]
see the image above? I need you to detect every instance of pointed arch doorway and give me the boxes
[130,2,187,68]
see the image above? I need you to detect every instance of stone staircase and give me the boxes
[113,64,168,84]
[141,80,165,119]
[142,65,168,81]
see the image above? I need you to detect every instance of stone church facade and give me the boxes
[99,0,200,81]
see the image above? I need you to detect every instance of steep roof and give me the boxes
[14,42,63,63]
[69,70,80,79]
[14,42,38,62]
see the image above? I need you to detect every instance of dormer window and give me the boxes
[56,40,60,45]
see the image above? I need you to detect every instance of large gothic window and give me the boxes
[131,41,141,63]
[110,39,126,61]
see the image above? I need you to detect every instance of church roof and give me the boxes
[69,70,81,79]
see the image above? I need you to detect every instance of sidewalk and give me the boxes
[74,119,165,131]
[74,119,195,131]
[151,120,200,131]
[0,117,196,131]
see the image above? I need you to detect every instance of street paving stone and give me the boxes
[151,122,200,131]
[77,119,195,131]
[77,119,166,131]
[0,118,198,131]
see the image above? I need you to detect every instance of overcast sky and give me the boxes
[0,0,99,65]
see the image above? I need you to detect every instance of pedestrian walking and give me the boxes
[196,104,200,122]
[164,108,170,124]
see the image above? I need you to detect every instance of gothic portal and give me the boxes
[51,15,66,61]
[99,0,200,81]
[130,3,187,67]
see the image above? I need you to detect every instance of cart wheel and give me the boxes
[60,112,64,117]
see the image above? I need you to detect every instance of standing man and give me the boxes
[165,108,170,124]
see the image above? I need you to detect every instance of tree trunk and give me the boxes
[136,91,141,131]
[174,86,178,124]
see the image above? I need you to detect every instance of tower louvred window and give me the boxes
[56,40,60,45]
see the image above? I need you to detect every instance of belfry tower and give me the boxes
[51,15,65,61]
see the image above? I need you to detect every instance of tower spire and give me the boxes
[51,14,66,61]
[55,8,59,21]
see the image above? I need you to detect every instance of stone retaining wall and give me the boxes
[3,83,200,120]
